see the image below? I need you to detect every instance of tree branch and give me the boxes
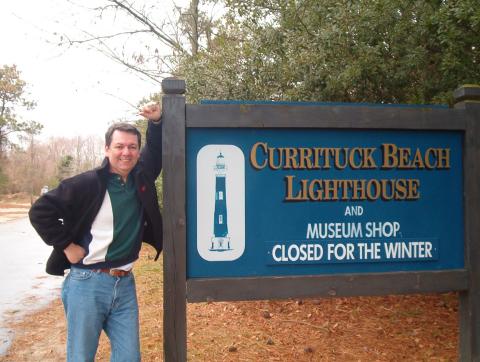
[108,0,188,54]
[0,98,6,119]
[63,30,151,46]
[81,30,166,83]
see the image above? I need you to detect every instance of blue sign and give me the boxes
[187,129,464,278]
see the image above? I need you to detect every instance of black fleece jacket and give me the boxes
[29,121,163,276]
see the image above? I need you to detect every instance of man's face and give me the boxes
[105,130,140,179]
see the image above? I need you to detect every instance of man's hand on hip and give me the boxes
[64,243,86,264]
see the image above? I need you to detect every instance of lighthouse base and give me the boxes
[210,237,232,251]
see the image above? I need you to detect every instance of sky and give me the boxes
[0,0,173,139]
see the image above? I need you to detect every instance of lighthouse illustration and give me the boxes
[196,144,245,261]
[210,152,232,251]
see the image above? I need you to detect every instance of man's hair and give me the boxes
[105,122,142,148]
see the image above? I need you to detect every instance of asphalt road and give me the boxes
[0,217,63,355]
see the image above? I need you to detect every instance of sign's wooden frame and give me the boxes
[161,79,480,361]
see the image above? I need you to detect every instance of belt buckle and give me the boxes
[108,269,117,277]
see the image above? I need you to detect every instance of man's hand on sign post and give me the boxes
[139,102,162,122]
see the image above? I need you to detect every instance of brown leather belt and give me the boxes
[94,268,131,277]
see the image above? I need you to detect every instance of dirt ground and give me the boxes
[0,193,31,223]
[0,195,459,361]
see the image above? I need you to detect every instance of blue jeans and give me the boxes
[61,267,140,362]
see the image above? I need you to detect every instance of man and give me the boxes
[29,102,163,361]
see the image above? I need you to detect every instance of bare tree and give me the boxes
[2,134,104,195]
[58,0,221,82]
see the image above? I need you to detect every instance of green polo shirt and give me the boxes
[80,172,143,266]
[105,173,142,260]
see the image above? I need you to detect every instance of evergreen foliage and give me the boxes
[176,0,480,105]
